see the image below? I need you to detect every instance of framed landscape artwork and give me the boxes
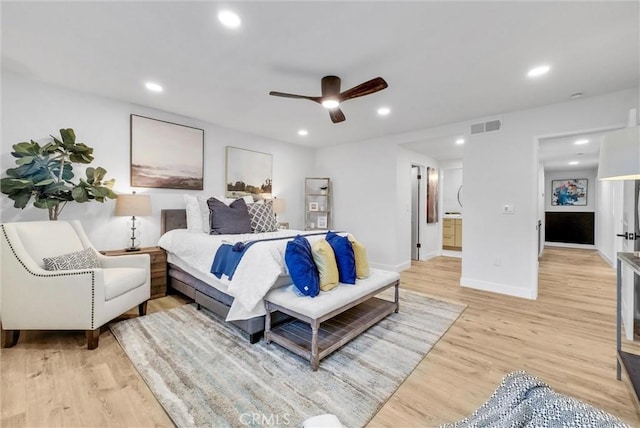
[551,179,587,206]
[226,146,272,199]
[426,167,439,223]
[130,115,204,190]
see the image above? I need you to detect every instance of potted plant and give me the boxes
[1,128,116,220]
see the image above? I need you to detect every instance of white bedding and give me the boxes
[157,229,327,321]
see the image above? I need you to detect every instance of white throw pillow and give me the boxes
[184,194,205,233]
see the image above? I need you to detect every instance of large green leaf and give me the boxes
[59,128,76,147]
[10,191,33,208]
[11,141,41,157]
[71,186,89,202]
[1,177,33,194]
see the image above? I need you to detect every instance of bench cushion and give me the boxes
[265,268,399,320]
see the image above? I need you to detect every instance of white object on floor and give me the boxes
[302,414,343,428]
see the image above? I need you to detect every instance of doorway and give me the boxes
[411,165,421,260]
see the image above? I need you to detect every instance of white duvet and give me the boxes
[157,229,326,321]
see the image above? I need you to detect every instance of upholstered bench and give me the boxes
[264,268,400,370]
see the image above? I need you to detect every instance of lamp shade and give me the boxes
[598,126,640,180]
[272,198,285,214]
[115,194,152,216]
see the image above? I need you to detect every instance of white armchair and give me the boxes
[1,220,150,349]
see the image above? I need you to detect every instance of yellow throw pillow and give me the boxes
[347,234,370,279]
[311,239,339,291]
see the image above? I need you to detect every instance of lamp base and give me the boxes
[124,247,141,252]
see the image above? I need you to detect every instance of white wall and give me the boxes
[461,89,636,300]
[597,180,618,266]
[442,168,463,214]
[1,73,315,250]
[314,139,402,270]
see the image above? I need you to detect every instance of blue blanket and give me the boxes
[210,232,330,280]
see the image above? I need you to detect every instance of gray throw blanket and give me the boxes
[441,371,630,428]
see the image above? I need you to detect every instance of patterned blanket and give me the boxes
[441,371,630,428]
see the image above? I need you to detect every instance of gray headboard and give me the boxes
[161,209,187,234]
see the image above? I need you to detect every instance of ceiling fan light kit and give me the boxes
[269,75,388,123]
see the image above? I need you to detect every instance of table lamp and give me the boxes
[272,197,285,221]
[115,191,152,251]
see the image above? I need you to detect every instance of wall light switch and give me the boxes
[502,204,515,214]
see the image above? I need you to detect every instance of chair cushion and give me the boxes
[43,248,101,271]
[104,267,147,301]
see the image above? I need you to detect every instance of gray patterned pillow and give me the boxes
[43,248,102,271]
[207,197,253,235]
[247,201,278,233]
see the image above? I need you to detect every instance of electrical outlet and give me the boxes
[502,204,514,214]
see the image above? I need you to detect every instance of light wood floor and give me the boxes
[2,247,639,427]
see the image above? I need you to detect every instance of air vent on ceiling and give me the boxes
[470,119,502,135]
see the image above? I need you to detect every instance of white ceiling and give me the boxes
[2,1,639,166]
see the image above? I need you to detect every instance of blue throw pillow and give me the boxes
[284,235,320,297]
[326,231,356,284]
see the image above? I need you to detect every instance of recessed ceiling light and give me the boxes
[527,65,550,78]
[455,138,465,145]
[321,99,340,109]
[218,10,241,28]
[145,82,163,92]
[569,161,579,165]
[574,139,589,145]
[298,129,308,136]
[377,107,391,116]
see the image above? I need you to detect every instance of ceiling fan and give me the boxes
[269,75,388,123]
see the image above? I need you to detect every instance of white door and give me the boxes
[619,179,638,340]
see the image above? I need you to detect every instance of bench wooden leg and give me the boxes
[1,326,20,348]
[138,301,148,316]
[86,328,100,350]
[311,320,319,371]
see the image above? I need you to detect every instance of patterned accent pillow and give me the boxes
[247,200,278,233]
[43,248,101,271]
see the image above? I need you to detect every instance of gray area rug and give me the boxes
[110,289,465,428]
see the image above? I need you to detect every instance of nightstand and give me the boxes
[100,246,167,299]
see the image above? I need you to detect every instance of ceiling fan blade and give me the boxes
[321,75,341,97]
[338,77,388,102]
[329,107,346,124]
[269,91,321,104]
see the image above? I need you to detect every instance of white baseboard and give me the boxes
[441,249,462,259]
[597,250,615,269]
[460,277,537,300]
[420,250,440,261]
[371,260,411,272]
[545,241,596,250]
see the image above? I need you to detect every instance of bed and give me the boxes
[160,208,306,343]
